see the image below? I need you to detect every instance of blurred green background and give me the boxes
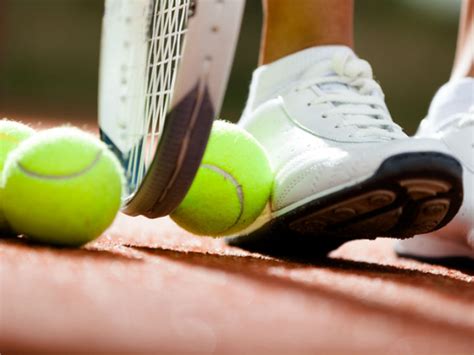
[0,0,462,134]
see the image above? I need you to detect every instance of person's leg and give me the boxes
[452,0,474,79]
[260,0,354,64]
[396,0,474,261]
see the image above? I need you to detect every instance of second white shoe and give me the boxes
[229,46,464,255]
[396,79,474,261]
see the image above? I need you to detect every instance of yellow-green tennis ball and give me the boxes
[171,120,273,237]
[0,119,36,232]
[0,119,35,170]
[3,127,124,247]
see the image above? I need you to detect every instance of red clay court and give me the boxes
[0,118,473,354]
[1,210,473,353]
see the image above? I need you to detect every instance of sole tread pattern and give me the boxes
[229,152,464,257]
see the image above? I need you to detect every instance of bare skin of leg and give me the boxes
[260,0,354,65]
[452,0,474,79]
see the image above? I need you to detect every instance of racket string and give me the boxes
[127,0,191,191]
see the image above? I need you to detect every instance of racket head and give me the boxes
[99,0,245,218]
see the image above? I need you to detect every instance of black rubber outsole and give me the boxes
[396,252,474,271]
[228,152,464,258]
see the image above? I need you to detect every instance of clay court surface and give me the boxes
[1,118,473,354]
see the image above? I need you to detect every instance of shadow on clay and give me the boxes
[0,235,142,262]
[130,244,474,315]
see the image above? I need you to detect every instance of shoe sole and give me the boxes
[228,152,464,257]
[395,234,474,261]
[397,247,474,268]
[397,252,474,264]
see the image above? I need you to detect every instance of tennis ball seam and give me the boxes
[16,150,103,180]
[201,163,244,231]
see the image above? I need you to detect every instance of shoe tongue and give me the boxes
[428,78,474,128]
[318,82,357,97]
[301,60,361,102]
[244,46,355,113]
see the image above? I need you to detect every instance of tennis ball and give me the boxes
[2,127,124,247]
[0,119,36,232]
[171,120,273,237]
[0,119,35,169]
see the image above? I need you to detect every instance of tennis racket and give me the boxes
[98,0,245,218]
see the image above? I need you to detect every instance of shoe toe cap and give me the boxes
[272,147,373,210]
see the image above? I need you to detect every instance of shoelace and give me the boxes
[436,106,474,131]
[296,52,404,140]
[458,105,474,128]
[458,113,474,129]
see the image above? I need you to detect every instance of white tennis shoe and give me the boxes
[396,79,474,261]
[230,46,463,255]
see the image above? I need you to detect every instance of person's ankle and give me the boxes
[450,58,474,80]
